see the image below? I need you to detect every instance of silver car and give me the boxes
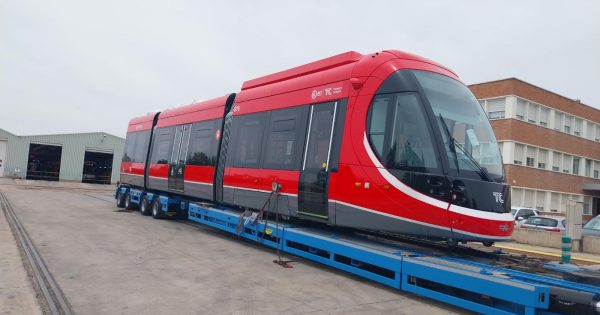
[583,216,600,237]
[521,216,566,232]
[511,207,539,227]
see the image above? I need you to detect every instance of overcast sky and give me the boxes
[1,0,599,138]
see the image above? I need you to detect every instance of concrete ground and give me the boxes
[0,183,466,315]
[0,190,42,315]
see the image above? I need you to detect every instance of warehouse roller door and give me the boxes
[82,150,114,184]
[26,143,62,181]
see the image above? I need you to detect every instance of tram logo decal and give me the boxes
[499,224,509,231]
[492,192,504,204]
[311,86,343,100]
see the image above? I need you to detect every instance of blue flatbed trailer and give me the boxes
[117,186,600,315]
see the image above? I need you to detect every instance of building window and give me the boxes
[539,107,549,127]
[516,99,526,120]
[535,190,546,211]
[572,157,580,175]
[583,196,592,215]
[554,112,563,131]
[564,115,572,134]
[523,189,535,208]
[526,146,536,167]
[574,118,582,136]
[511,188,523,206]
[552,152,561,172]
[550,192,559,212]
[595,170,599,179]
[526,103,538,123]
[560,193,568,213]
[562,154,572,173]
[526,157,534,167]
[586,122,595,139]
[486,98,506,119]
[514,143,524,165]
[585,159,592,177]
[489,111,505,119]
[538,149,547,169]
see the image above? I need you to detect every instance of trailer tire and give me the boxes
[152,198,164,219]
[140,196,151,216]
[116,192,125,208]
[125,193,137,210]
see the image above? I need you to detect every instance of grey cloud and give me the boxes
[1,0,598,137]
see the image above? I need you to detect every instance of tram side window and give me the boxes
[263,107,305,170]
[389,94,438,170]
[151,127,175,164]
[187,120,218,166]
[367,93,439,172]
[122,132,136,162]
[123,131,150,163]
[133,131,150,163]
[232,112,267,168]
[367,96,391,158]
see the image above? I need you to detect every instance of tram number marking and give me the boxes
[311,86,343,100]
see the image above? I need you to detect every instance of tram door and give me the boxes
[298,101,337,219]
[168,124,191,191]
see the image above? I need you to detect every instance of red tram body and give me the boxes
[120,50,514,244]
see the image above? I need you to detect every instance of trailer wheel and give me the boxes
[152,198,164,219]
[140,196,151,216]
[125,193,132,210]
[482,241,494,247]
[116,192,125,208]
[126,193,138,210]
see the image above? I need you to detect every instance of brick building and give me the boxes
[469,78,600,217]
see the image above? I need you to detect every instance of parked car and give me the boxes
[583,215,600,237]
[520,216,566,232]
[511,207,539,227]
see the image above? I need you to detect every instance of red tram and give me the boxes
[119,50,514,245]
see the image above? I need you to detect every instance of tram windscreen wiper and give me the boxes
[438,114,460,173]
[438,114,491,182]
[453,137,492,182]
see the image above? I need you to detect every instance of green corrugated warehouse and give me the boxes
[0,128,124,184]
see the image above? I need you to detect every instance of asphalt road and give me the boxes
[0,184,465,314]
